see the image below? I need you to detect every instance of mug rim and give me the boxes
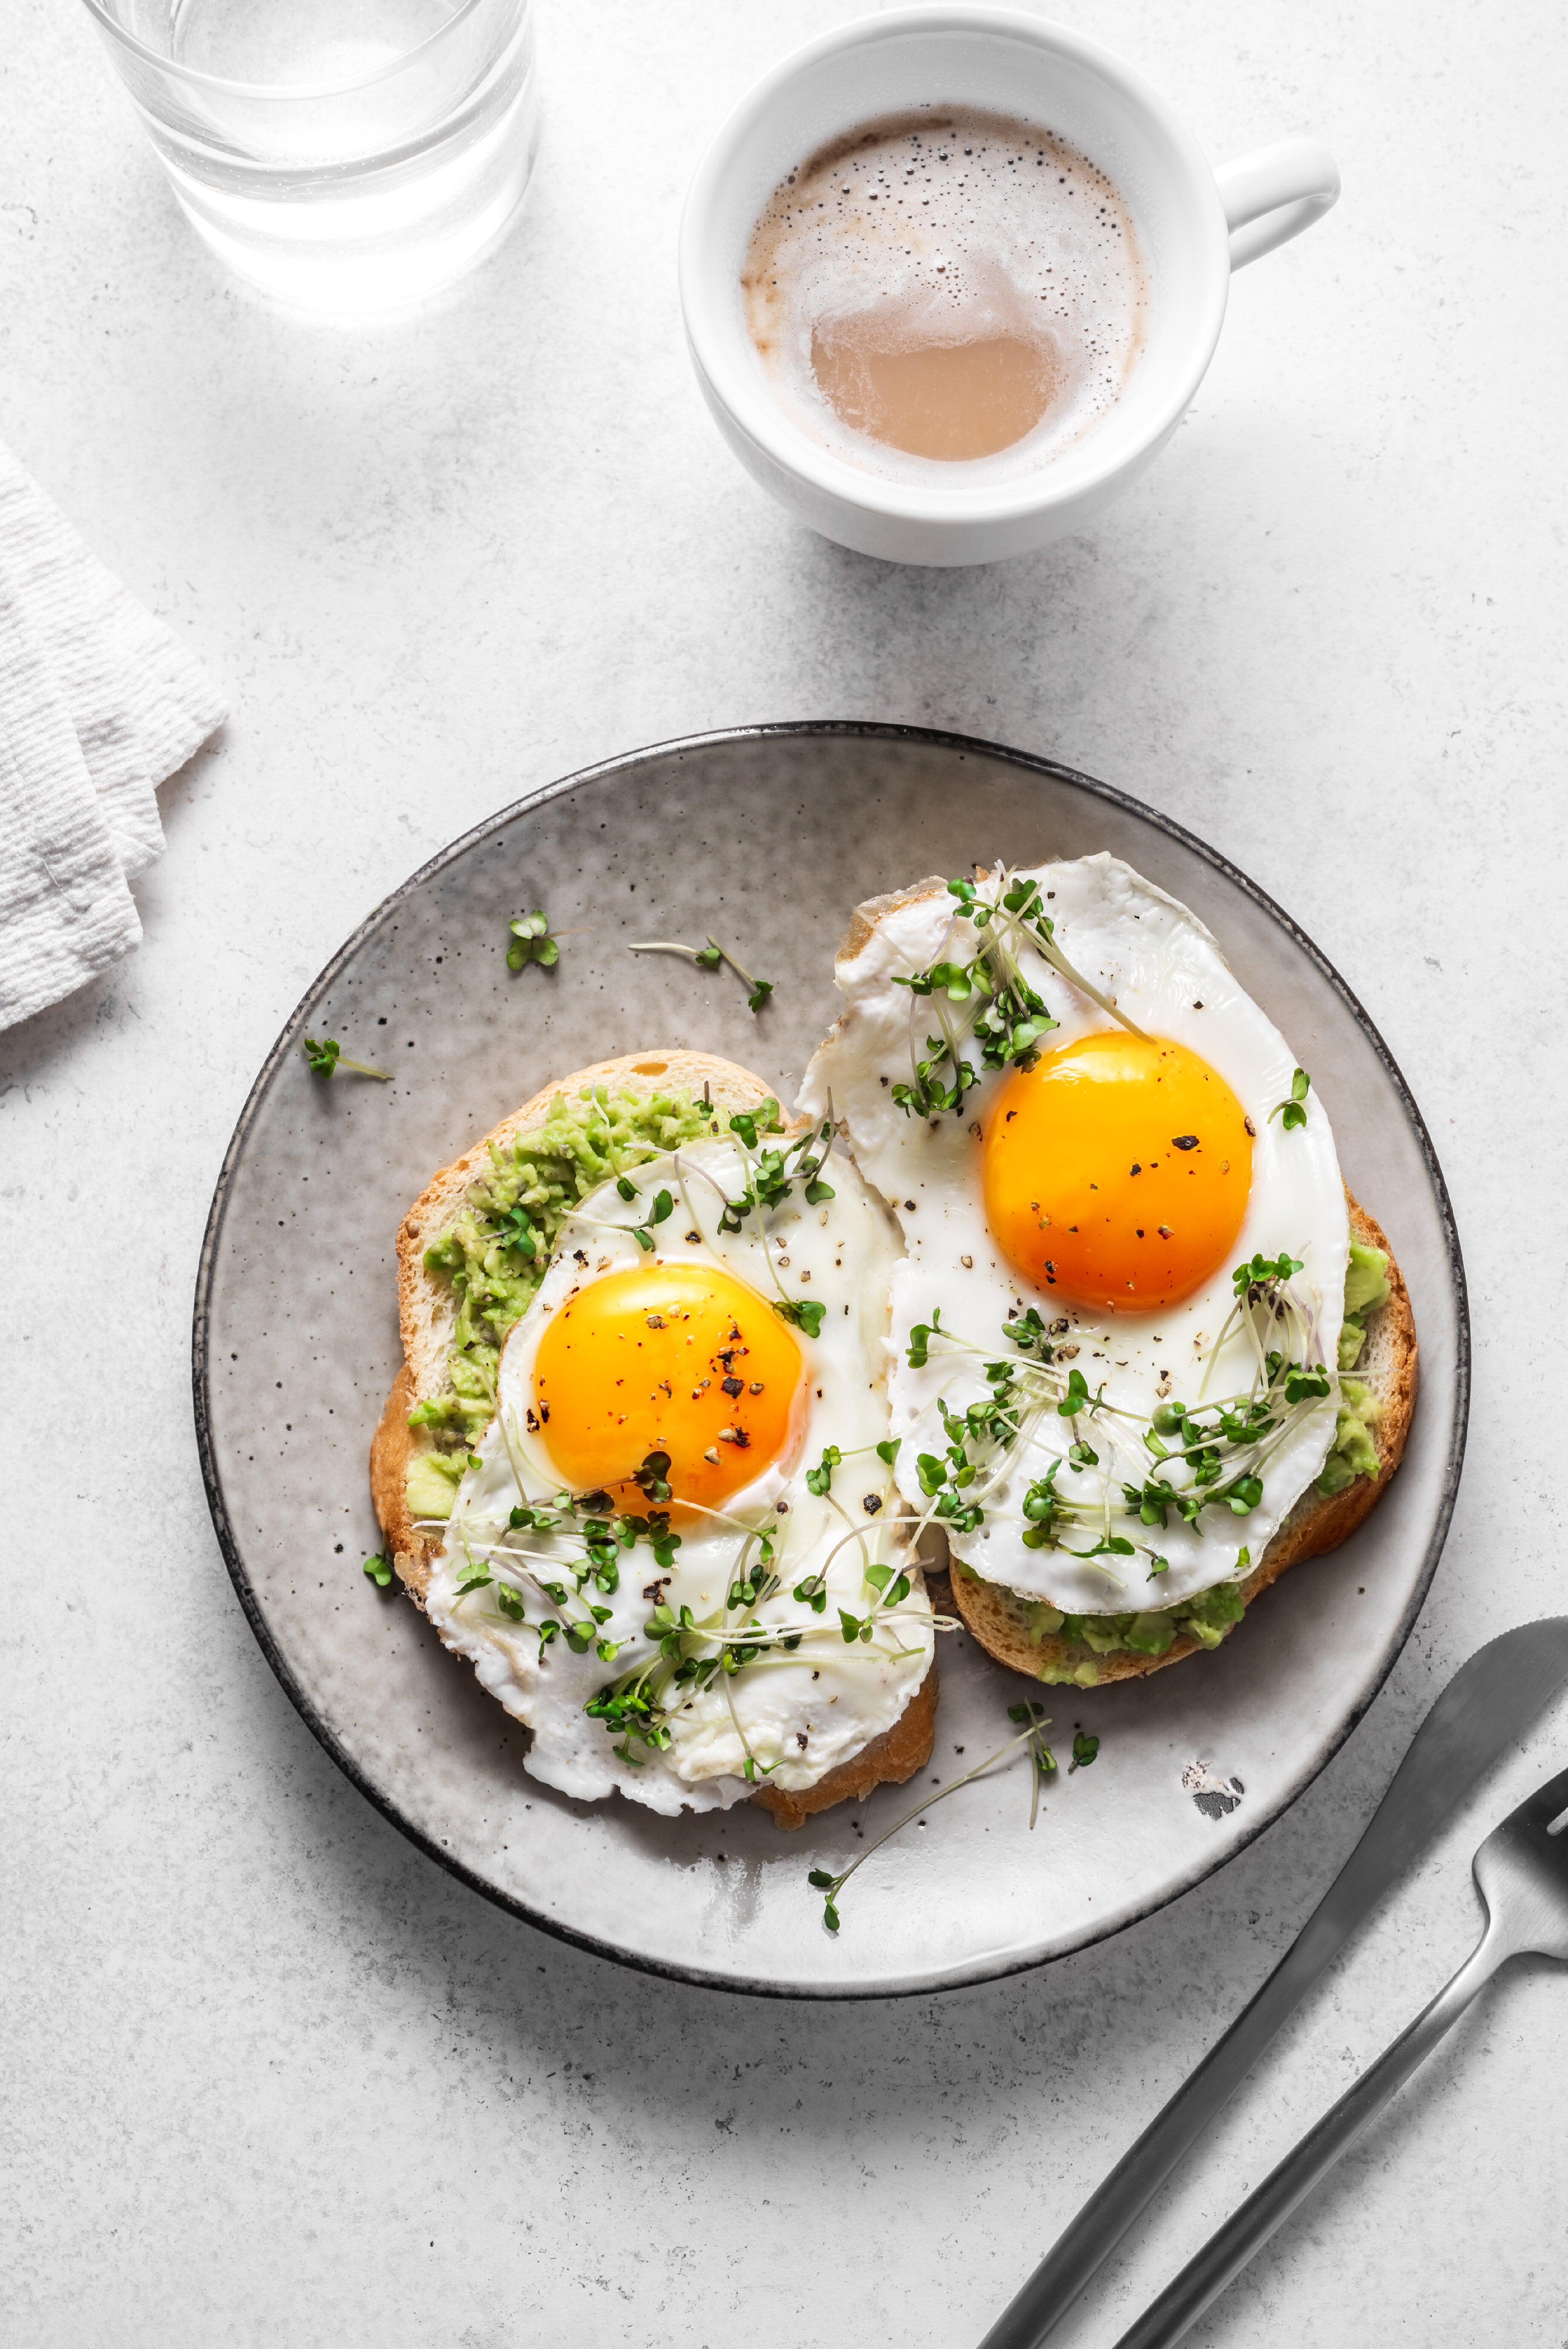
[679,4,1232,528]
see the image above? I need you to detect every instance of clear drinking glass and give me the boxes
[81,0,540,314]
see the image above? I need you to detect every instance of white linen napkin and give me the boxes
[0,441,226,1033]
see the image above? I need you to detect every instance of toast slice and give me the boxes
[370,1048,937,1821]
[948,1190,1418,1684]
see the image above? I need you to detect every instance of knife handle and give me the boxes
[1107,1923,1505,2349]
[975,1937,1318,2349]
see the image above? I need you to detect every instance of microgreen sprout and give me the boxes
[303,1037,389,1081]
[363,1552,393,1587]
[506,911,559,972]
[1007,1699,1058,1827]
[632,1451,673,1504]
[905,1310,947,1368]
[886,868,1149,1119]
[806,1445,842,1497]
[1232,1252,1305,1296]
[496,1202,539,1261]
[807,1704,1064,1932]
[630,938,719,970]
[698,937,773,1014]
[774,1296,826,1339]
[1021,1461,1063,1549]
[888,1247,1337,1578]
[710,1107,836,1335]
[725,1103,785,1152]
[628,935,775,1014]
[630,1187,674,1252]
[1269,1068,1311,1130]
[1003,1305,1054,1357]
[1070,1730,1100,1772]
[1056,1367,1104,1420]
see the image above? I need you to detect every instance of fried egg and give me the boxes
[801,854,1348,1616]
[422,1124,933,1815]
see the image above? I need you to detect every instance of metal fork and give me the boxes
[1110,1759,1568,2349]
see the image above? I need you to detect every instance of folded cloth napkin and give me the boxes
[0,440,226,1032]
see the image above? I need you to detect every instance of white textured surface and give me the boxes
[3,2,1566,2344]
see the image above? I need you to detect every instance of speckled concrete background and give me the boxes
[4,2,1566,2344]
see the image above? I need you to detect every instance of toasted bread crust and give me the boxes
[752,1659,939,1829]
[949,1189,1418,1683]
[371,1363,432,1599]
[371,1048,933,1828]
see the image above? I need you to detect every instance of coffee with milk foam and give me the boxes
[744,109,1147,482]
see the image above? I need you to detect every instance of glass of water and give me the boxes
[82,0,539,314]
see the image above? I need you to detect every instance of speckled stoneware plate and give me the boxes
[194,725,1467,1999]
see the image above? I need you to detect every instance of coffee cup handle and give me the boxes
[1214,137,1340,270]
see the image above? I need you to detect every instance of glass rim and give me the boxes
[78,0,493,99]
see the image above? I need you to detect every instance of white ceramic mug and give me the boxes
[679,7,1339,567]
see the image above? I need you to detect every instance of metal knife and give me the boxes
[976,1617,1568,2349]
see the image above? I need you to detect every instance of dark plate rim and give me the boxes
[192,721,1470,2001]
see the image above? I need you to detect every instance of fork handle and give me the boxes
[1108,1925,1508,2349]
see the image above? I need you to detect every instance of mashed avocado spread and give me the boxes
[1020,1241,1392,1682]
[405,1083,749,1518]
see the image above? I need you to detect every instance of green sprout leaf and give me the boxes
[506,910,559,972]
[633,1451,673,1504]
[363,1552,393,1587]
[1232,1251,1305,1296]
[1070,1730,1100,1772]
[806,1445,841,1498]
[496,1202,538,1261]
[303,1036,389,1081]
[630,1187,675,1251]
[905,1309,945,1369]
[1269,1067,1311,1130]
[774,1296,825,1339]
[800,1705,1076,1932]
[806,1869,843,1934]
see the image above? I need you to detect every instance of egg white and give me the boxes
[421,1131,933,1815]
[800,854,1348,1615]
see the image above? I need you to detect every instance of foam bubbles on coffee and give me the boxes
[744,109,1146,482]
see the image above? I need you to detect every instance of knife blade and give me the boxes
[977,1617,1568,2349]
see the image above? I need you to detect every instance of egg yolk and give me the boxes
[982,1031,1254,1313]
[531,1261,807,1511]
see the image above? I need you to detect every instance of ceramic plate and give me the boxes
[194,725,1467,1998]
